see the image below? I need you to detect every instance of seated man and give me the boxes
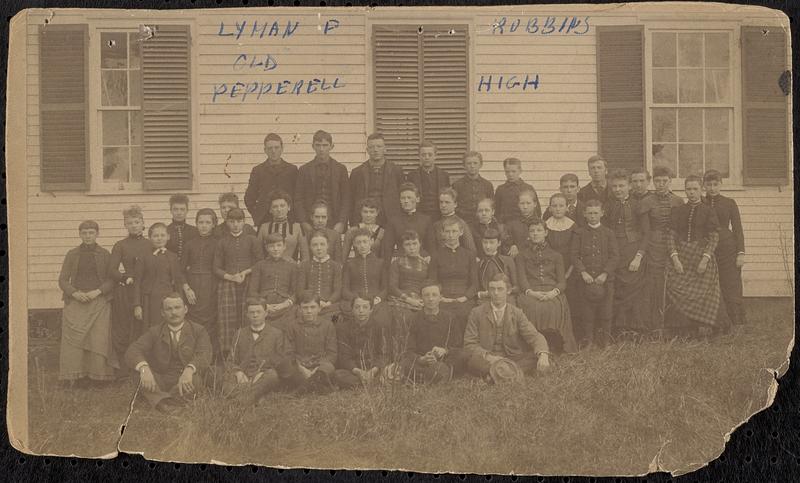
[223,298,289,405]
[463,274,550,381]
[334,295,389,389]
[125,293,212,413]
[283,291,338,393]
[400,281,469,384]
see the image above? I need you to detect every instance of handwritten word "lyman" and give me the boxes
[477,74,540,92]
[492,16,590,35]
[212,78,345,102]
[218,20,300,40]
[233,54,279,71]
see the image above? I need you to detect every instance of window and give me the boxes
[99,31,143,185]
[650,31,734,179]
[372,24,469,175]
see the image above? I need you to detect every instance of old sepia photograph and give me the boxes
[5,2,793,476]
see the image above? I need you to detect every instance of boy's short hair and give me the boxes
[583,199,603,211]
[358,197,381,212]
[268,189,293,207]
[419,279,442,292]
[684,175,703,187]
[218,192,240,206]
[549,193,568,206]
[439,186,457,201]
[631,168,651,180]
[400,230,419,243]
[195,208,218,226]
[503,157,522,168]
[123,205,144,220]
[78,220,99,232]
[608,169,630,182]
[477,197,495,209]
[441,216,461,229]
[246,297,267,310]
[587,154,607,168]
[703,169,723,183]
[309,230,329,243]
[367,132,385,143]
[419,140,437,152]
[313,130,333,144]
[264,133,283,146]
[226,207,245,221]
[518,189,537,201]
[351,294,373,308]
[311,200,329,214]
[652,165,673,179]
[482,227,501,240]
[351,228,372,241]
[399,182,419,196]
[148,222,168,237]
[263,232,285,246]
[464,151,483,164]
[488,273,511,288]
[527,217,546,231]
[559,173,579,186]
[169,194,189,208]
[298,290,321,306]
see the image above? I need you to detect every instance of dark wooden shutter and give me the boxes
[742,26,789,185]
[140,24,192,190]
[39,24,89,191]
[373,25,469,175]
[596,26,645,173]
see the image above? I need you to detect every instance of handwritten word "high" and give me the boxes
[477,74,540,92]
[492,16,590,35]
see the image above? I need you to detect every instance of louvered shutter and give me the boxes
[373,25,469,176]
[140,25,192,190]
[596,26,645,173]
[742,26,789,185]
[422,26,469,176]
[39,24,89,191]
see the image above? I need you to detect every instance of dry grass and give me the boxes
[29,298,793,475]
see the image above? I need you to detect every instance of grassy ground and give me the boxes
[29,298,793,475]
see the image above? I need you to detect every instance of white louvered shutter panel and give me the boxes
[140,25,192,190]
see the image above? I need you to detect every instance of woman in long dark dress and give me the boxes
[639,166,684,330]
[182,208,220,353]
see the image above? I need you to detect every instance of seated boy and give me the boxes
[428,217,478,330]
[247,233,297,331]
[166,194,199,260]
[477,228,518,304]
[307,201,344,263]
[334,295,389,389]
[432,187,477,255]
[383,183,434,260]
[399,281,469,384]
[570,200,619,348]
[213,192,257,238]
[283,291,339,393]
[494,157,541,223]
[297,230,343,324]
[223,298,289,405]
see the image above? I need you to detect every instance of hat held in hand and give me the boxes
[488,358,523,384]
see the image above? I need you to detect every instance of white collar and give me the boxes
[230,230,243,238]
[153,247,167,255]
[587,222,602,229]
[491,303,507,312]
[546,216,575,232]
[167,322,185,333]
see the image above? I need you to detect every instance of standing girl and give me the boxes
[257,190,309,262]
[132,223,185,329]
[182,208,220,352]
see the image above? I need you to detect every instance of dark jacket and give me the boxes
[284,316,338,368]
[405,166,451,216]
[463,303,549,358]
[336,315,387,371]
[125,320,212,375]
[349,160,405,226]
[295,157,351,226]
[244,159,299,227]
[703,194,745,255]
[570,224,619,280]
[59,244,115,301]
[132,250,185,308]
[230,325,287,376]
[166,221,199,261]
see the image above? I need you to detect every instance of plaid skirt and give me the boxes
[217,278,249,354]
[665,240,722,327]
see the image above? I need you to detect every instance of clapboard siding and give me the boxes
[22,7,793,308]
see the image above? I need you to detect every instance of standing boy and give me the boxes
[295,130,350,234]
[544,173,584,226]
[383,183,435,259]
[244,133,299,228]
[494,157,541,223]
[405,141,451,219]
[349,133,405,227]
[577,155,610,207]
[213,192,257,238]
[452,151,494,225]
[166,194,199,261]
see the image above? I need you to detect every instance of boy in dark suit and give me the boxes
[494,157,541,223]
[383,183,435,259]
[283,292,338,393]
[452,151,494,225]
[133,222,185,330]
[295,130,350,235]
[244,133,299,228]
[405,141,451,219]
[349,132,405,227]
[544,173,584,226]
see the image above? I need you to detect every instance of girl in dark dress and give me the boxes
[544,193,581,343]
[182,208,220,352]
[132,222,185,330]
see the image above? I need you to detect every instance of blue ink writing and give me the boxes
[233,54,279,71]
[218,20,300,40]
[477,74,540,92]
[324,19,340,34]
[493,16,590,35]
[212,77,346,102]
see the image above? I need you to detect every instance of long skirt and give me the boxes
[613,239,651,331]
[142,287,174,329]
[217,278,248,356]
[644,229,671,330]
[665,240,730,329]
[716,240,745,325]
[59,296,118,381]
[186,272,218,352]
[518,292,577,353]
[111,283,142,364]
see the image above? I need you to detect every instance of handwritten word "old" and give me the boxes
[492,16,590,35]
[477,74,540,92]
[212,78,345,102]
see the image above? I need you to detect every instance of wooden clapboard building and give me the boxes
[14,5,792,310]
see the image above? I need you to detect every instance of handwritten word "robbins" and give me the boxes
[212,78,345,102]
[477,74,540,92]
[492,16,590,35]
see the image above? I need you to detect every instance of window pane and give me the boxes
[130,111,142,146]
[678,108,702,142]
[677,33,703,67]
[129,71,142,106]
[652,108,676,142]
[653,69,677,103]
[128,33,141,69]
[101,70,128,106]
[705,69,730,103]
[705,144,729,177]
[652,32,676,67]
[705,33,729,68]
[130,147,142,182]
[678,144,703,177]
[103,147,130,181]
[653,143,677,174]
[102,111,129,146]
[705,109,730,143]
[101,32,128,68]
[678,69,703,103]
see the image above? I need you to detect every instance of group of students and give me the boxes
[56,131,746,412]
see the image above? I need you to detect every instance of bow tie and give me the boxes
[153,247,167,255]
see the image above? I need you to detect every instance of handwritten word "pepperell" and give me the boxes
[492,16,590,35]
[477,74,540,92]
[212,78,345,102]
